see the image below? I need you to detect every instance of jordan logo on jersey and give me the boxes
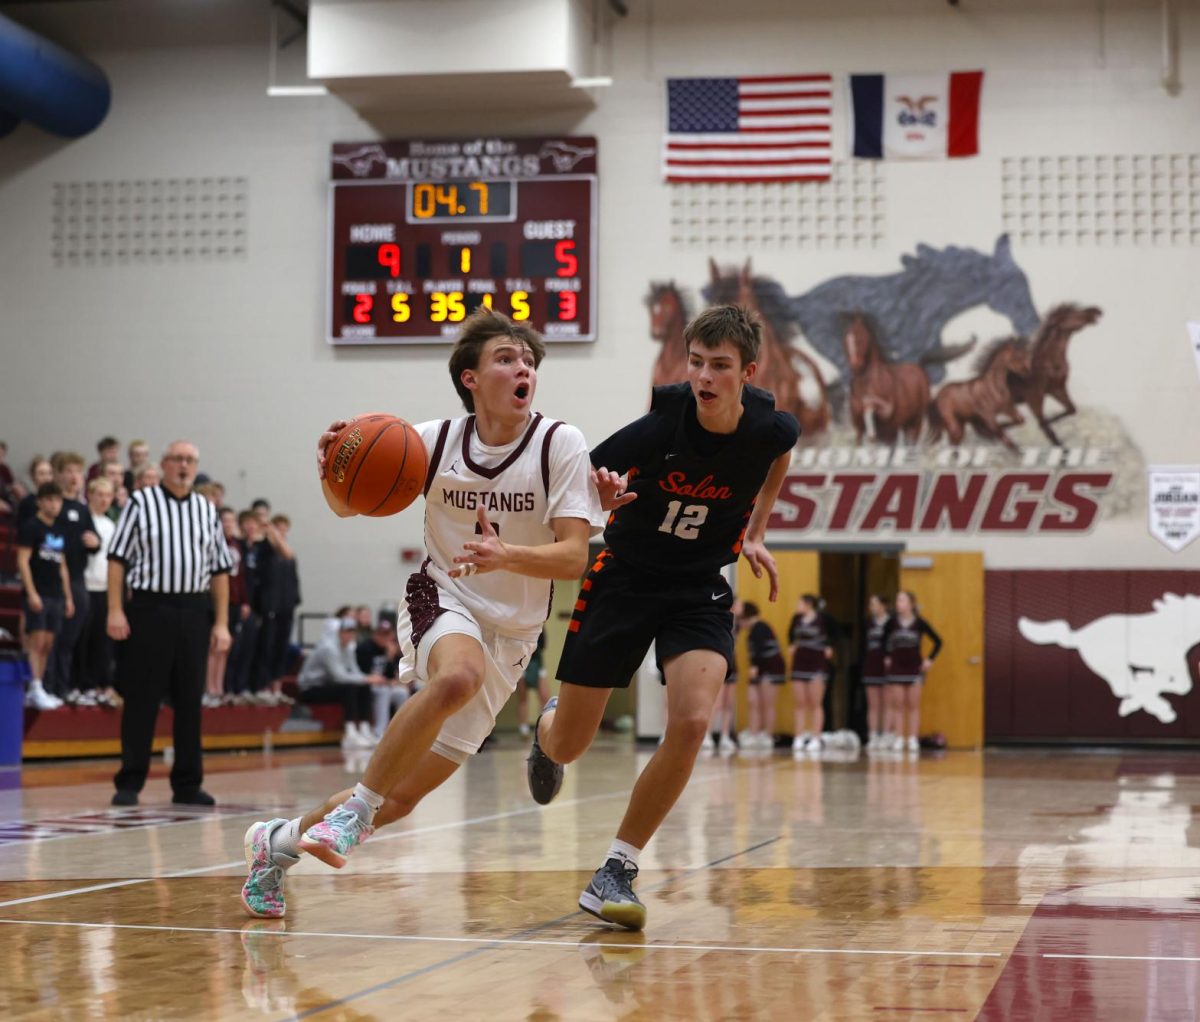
[659,471,734,500]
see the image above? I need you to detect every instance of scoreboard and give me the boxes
[328,136,597,345]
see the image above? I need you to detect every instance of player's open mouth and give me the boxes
[514,384,530,400]
[698,389,717,402]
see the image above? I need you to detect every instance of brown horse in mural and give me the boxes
[645,281,691,387]
[843,312,931,444]
[928,336,1033,453]
[1009,303,1103,446]
[708,259,831,439]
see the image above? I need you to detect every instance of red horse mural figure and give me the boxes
[645,281,691,388]
[927,336,1033,453]
[842,312,932,445]
[1009,303,1103,446]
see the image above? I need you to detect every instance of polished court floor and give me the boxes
[1,738,1199,1020]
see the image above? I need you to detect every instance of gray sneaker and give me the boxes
[526,697,564,805]
[579,858,646,931]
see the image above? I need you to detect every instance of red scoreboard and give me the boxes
[328,136,597,345]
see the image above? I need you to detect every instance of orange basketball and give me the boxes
[324,414,427,517]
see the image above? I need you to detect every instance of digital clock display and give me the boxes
[329,136,597,344]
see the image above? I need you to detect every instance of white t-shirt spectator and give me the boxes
[84,514,116,593]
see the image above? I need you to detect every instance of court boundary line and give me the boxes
[1043,953,1200,963]
[0,916,1006,959]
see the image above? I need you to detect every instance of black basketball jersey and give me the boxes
[590,383,798,578]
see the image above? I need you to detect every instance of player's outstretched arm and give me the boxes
[740,450,792,602]
[450,506,590,580]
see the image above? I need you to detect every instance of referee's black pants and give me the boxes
[113,592,212,797]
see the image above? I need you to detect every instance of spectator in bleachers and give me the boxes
[209,481,227,508]
[251,498,271,525]
[46,452,99,704]
[17,482,72,710]
[133,462,161,490]
[102,461,129,521]
[87,436,121,483]
[194,482,218,505]
[80,477,118,707]
[224,510,261,701]
[356,616,410,739]
[297,615,387,749]
[0,441,21,513]
[264,514,301,697]
[123,440,150,493]
[353,604,373,642]
[203,506,241,708]
[17,458,54,526]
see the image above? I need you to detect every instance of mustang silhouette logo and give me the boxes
[332,144,389,177]
[538,141,596,173]
[1018,593,1200,724]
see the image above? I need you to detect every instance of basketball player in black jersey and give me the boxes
[526,304,799,930]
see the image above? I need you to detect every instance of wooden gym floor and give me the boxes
[1,738,1199,1020]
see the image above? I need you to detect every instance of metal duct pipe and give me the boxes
[0,13,111,138]
[1162,0,1180,96]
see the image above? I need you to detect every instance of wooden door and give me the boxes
[736,550,820,733]
[899,551,984,748]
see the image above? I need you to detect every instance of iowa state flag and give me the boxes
[850,71,983,159]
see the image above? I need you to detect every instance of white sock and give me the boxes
[269,818,303,862]
[604,839,642,870]
[350,783,385,821]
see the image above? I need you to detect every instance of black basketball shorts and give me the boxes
[556,552,735,689]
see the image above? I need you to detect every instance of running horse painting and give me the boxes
[1009,303,1103,446]
[928,336,1033,453]
[645,281,692,387]
[704,260,832,439]
[842,312,932,444]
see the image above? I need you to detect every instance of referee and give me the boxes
[107,440,233,807]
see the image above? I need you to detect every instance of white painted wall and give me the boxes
[0,0,1197,619]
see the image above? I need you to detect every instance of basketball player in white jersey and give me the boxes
[240,308,618,918]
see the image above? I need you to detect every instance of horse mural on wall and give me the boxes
[927,336,1033,453]
[842,312,933,445]
[790,235,1040,384]
[645,281,693,388]
[1009,303,1103,446]
[703,260,833,439]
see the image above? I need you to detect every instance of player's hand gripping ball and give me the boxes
[322,414,427,517]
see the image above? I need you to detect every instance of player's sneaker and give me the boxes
[579,858,646,931]
[241,819,298,918]
[299,800,375,868]
[718,733,737,756]
[700,731,715,753]
[527,696,564,805]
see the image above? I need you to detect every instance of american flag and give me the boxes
[664,75,833,183]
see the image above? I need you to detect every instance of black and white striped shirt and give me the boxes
[108,485,233,593]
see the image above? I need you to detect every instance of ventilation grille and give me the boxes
[1001,154,1200,247]
[52,177,249,266]
[669,161,885,251]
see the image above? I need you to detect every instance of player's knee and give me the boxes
[667,710,711,747]
[543,725,591,764]
[426,667,484,712]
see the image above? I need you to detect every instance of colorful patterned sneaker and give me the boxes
[299,800,375,868]
[241,819,297,919]
[579,858,647,931]
[527,696,564,806]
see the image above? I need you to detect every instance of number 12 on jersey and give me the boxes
[658,501,709,539]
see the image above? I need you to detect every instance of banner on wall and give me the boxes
[849,71,983,160]
[1148,466,1200,552]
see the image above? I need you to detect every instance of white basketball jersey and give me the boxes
[414,413,602,640]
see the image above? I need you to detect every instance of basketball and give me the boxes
[324,413,427,517]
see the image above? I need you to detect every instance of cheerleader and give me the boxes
[738,601,785,751]
[862,594,891,750]
[787,594,834,754]
[882,590,943,753]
